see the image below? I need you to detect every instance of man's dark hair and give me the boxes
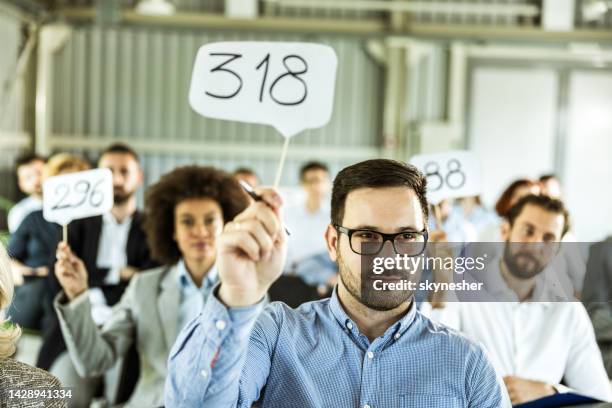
[15,153,45,171]
[99,142,140,164]
[505,194,570,237]
[331,159,429,226]
[299,161,329,181]
[142,166,249,264]
[539,173,557,183]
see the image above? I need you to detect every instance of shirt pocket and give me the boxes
[398,394,464,408]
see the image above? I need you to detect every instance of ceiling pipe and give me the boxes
[263,0,540,17]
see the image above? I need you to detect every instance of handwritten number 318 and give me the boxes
[205,53,308,106]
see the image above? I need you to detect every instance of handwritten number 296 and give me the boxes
[207,53,308,105]
[51,179,105,210]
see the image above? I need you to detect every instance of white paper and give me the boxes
[43,168,113,225]
[189,41,338,138]
[410,150,482,204]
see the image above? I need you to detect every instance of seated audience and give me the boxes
[53,166,248,408]
[7,153,46,233]
[428,198,477,242]
[166,159,510,407]
[8,153,90,332]
[284,161,337,289]
[41,144,157,405]
[0,243,66,408]
[426,195,611,405]
[582,236,612,377]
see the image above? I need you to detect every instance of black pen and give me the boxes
[238,180,291,236]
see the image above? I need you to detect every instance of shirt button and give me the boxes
[364,404,371,408]
[367,351,374,359]
[215,320,226,330]
[346,322,353,330]
[200,370,208,378]
[394,333,401,340]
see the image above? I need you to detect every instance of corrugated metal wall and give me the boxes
[49,26,384,188]
[406,44,448,123]
[0,9,27,229]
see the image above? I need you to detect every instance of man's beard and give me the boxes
[337,250,413,311]
[113,189,134,205]
[502,242,547,280]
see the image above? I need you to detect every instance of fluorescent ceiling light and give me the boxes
[582,0,611,21]
[135,0,176,16]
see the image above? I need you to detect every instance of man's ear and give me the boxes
[500,219,511,241]
[325,224,338,261]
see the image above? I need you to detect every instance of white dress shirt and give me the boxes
[424,260,612,402]
[7,196,42,233]
[96,212,133,285]
[283,202,330,271]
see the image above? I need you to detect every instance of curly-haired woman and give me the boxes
[52,166,249,408]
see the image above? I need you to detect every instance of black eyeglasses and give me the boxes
[334,225,428,256]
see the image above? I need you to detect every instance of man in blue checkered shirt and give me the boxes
[165,159,510,408]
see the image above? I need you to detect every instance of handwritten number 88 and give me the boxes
[424,159,466,192]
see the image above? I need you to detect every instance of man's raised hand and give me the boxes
[218,189,287,308]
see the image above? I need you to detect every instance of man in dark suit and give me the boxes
[59,143,155,305]
[40,143,157,406]
[583,237,612,378]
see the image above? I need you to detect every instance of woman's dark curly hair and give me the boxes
[143,165,249,264]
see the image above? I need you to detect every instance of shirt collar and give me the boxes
[328,286,417,342]
[177,259,218,292]
[483,258,555,306]
[102,211,133,227]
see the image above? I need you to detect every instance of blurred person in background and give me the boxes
[538,173,585,297]
[582,236,612,377]
[0,243,66,408]
[8,153,90,333]
[428,198,477,242]
[284,161,337,290]
[52,166,248,407]
[539,174,562,199]
[426,195,611,405]
[495,179,541,219]
[40,143,157,404]
[49,143,153,305]
[7,153,46,233]
[233,167,260,188]
[454,195,498,237]
[479,178,540,242]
